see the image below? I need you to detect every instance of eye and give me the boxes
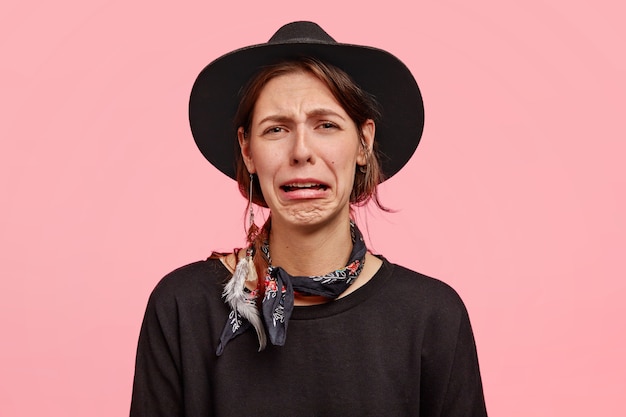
[264,126,285,134]
[319,122,338,129]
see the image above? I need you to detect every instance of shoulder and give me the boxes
[382,260,470,320]
[389,263,464,302]
[147,258,229,307]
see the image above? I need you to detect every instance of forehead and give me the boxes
[252,70,345,116]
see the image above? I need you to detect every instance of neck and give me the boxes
[268,217,354,277]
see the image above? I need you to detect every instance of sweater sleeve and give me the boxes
[130,285,185,417]
[439,308,488,416]
[419,288,488,417]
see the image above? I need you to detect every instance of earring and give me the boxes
[220,173,266,352]
[358,165,368,174]
[246,174,260,241]
[226,173,259,288]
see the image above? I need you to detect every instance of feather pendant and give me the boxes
[246,256,258,282]
[223,256,267,351]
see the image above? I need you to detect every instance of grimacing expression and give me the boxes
[238,70,374,229]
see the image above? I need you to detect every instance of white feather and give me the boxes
[223,256,267,351]
[246,257,258,282]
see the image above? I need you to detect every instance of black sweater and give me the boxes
[130,257,487,416]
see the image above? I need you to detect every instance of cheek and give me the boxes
[248,145,274,173]
[251,159,277,196]
[253,158,279,183]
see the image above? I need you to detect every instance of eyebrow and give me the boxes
[256,108,347,125]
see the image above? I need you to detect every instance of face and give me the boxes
[239,70,375,230]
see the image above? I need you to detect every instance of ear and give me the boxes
[357,119,375,166]
[238,127,256,174]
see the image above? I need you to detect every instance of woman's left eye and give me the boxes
[263,126,284,134]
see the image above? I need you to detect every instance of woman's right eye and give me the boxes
[264,126,285,134]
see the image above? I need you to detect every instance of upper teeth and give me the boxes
[285,183,320,188]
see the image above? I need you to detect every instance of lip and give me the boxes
[279,178,330,200]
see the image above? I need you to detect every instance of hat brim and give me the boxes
[189,41,424,181]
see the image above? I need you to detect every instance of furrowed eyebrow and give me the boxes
[256,108,346,125]
[307,108,346,120]
[256,115,292,125]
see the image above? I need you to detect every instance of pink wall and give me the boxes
[1,1,624,415]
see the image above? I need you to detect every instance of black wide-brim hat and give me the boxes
[189,21,424,181]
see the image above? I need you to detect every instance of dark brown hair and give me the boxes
[234,57,388,210]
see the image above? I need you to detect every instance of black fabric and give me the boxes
[216,223,367,354]
[261,223,367,346]
[130,257,488,417]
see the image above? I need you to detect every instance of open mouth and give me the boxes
[280,182,328,192]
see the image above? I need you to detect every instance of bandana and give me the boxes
[216,222,367,355]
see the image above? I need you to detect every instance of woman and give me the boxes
[131,21,487,416]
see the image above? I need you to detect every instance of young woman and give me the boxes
[131,21,487,417]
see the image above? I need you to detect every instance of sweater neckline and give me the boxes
[213,254,394,320]
[290,256,393,320]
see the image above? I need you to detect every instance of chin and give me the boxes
[284,207,325,225]
[280,205,348,228]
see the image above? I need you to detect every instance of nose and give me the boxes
[290,127,315,166]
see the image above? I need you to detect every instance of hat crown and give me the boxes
[268,21,336,44]
[190,21,424,182]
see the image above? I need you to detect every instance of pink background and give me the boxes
[1,1,624,415]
